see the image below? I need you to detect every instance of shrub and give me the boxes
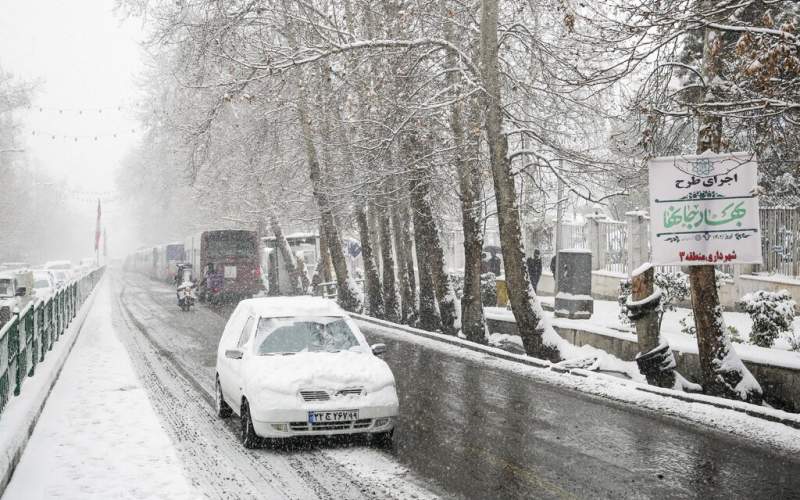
[738,290,796,348]
[480,272,497,307]
[449,272,465,301]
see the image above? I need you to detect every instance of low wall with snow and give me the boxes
[537,271,629,301]
[486,315,800,412]
[536,271,800,312]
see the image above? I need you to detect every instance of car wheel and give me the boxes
[215,378,232,418]
[240,400,259,449]
[372,429,394,448]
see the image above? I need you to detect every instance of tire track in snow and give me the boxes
[113,272,436,500]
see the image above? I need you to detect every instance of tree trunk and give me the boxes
[631,265,676,388]
[380,205,400,323]
[408,144,458,335]
[393,202,417,325]
[456,113,486,343]
[297,92,362,312]
[413,217,440,331]
[445,12,486,342]
[689,18,761,403]
[356,203,385,318]
[269,214,302,295]
[319,221,333,284]
[479,0,558,359]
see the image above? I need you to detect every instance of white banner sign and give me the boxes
[648,151,762,266]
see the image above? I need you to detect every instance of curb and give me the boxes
[352,313,800,430]
[0,274,105,495]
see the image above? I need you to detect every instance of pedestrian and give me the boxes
[526,250,543,292]
[549,254,557,277]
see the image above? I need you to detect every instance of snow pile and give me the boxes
[248,351,396,396]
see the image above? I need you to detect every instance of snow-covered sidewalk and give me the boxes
[2,280,196,500]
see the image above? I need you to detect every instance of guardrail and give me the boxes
[0,267,104,418]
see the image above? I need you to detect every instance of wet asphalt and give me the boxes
[116,272,800,499]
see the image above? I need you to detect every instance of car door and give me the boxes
[218,307,247,404]
[230,315,257,404]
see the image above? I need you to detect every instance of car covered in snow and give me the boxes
[0,272,27,312]
[44,260,74,282]
[31,270,57,299]
[215,296,399,448]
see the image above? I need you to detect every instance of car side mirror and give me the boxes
[225,349,243,360]
[371,343,386,357]
[15,287,26,297]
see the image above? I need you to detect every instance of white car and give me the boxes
[215,297,399,448]
[31,271,56,299]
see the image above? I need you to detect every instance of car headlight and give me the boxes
[374,417,391,427]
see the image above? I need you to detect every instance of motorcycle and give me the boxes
[177,283,196,311]
[175,264,196,311]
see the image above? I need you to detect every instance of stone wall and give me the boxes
[487,316,800,412]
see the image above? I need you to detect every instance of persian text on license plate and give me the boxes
[308,409,359,423]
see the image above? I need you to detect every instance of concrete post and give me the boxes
[554,249,593,319]
[585,214,606,271]
[625,211,650,274]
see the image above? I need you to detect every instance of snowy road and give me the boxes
[112,272,800,499]
[110,271,437,500]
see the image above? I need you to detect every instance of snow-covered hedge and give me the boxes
[738,290,796,348]
[480,272,497,307]
[449,272,465,300]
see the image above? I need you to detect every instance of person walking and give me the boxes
[526,250,543,293]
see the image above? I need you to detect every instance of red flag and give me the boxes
[95,199,101,251]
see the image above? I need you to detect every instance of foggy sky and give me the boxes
[0,0,145,260]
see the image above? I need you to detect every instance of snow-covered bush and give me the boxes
[449,272,465,301]
[679,313,740,340]
[618,270,690,328]
[738,290,796,348]
[480,272,497,307]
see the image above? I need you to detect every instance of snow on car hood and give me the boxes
[245,350,395,395]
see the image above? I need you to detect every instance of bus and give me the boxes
[155,243,185,282]
[184,230,261,302]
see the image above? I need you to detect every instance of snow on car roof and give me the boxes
[237,296,346,319]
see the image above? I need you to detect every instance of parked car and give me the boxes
[45,260,75,281]
[31,270,56,299]
[50,270,70,289]
[0,272,27,311]
[215,297,398,448]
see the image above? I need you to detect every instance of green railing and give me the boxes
[0,266,104,417]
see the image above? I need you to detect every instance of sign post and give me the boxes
[648,151,762,266]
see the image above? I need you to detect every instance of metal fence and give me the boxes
[531,206,800,278]
[759,207,800,277]
[599,220,628,274]
[0,267,104,417]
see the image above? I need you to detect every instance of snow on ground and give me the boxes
[486,296,800,370]
[359,319,800,456]
[2,280,196,500]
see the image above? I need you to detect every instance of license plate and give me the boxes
[308,409,359,424]
[224,266,237,279]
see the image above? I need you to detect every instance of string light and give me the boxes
[28,128,139,141]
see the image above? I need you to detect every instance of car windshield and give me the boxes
[0,279,13,297]
[34,280,51,289]
[254,316,361,355]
